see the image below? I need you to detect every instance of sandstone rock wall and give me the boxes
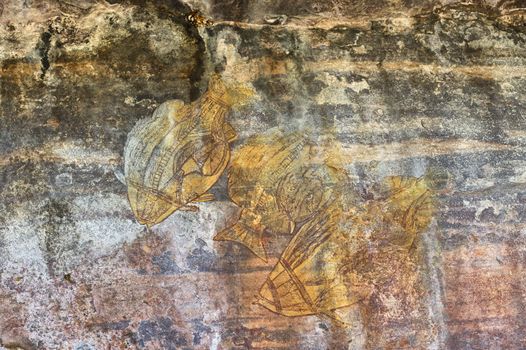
[1,0,525,349]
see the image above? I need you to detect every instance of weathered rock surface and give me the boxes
[1,0,525,349]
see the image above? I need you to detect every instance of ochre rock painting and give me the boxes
[124,72,445,326]
[258,193,357,322]
[368,175,441,248]
[258,173,444,323]
[211,129,446,324]
[3,0,524,347]
[124,74,255,227]
[214,132,350,260]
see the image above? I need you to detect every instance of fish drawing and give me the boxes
[124,74,255,227]
[214,131,348,261]
[258,173,444,323]
[257,196,362,323]
[365,172,446,248]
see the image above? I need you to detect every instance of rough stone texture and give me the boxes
[1,0,526,349]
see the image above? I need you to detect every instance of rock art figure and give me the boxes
[213,131,348,261]
[367,175,440,248]
[125,72,445,325]
[124,74,254,227]
[258,192,359,323]
[257,172,444,323]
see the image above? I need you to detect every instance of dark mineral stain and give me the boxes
[93,320,130,331]
[208,172,230,201]
[318,322,329,331]
[191,319,212,346]
[37,30,52,79]
[141,0,206,100]
[63,273,74,284]
[447,329,513,350]
[41,199,78,276]
[186,238,216,272]
[137,317,188,349]
[219,325,257,349]
[301,72,328,96]
[478,207,504,223]
[152,251,183,275]
[210,0,250,21]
